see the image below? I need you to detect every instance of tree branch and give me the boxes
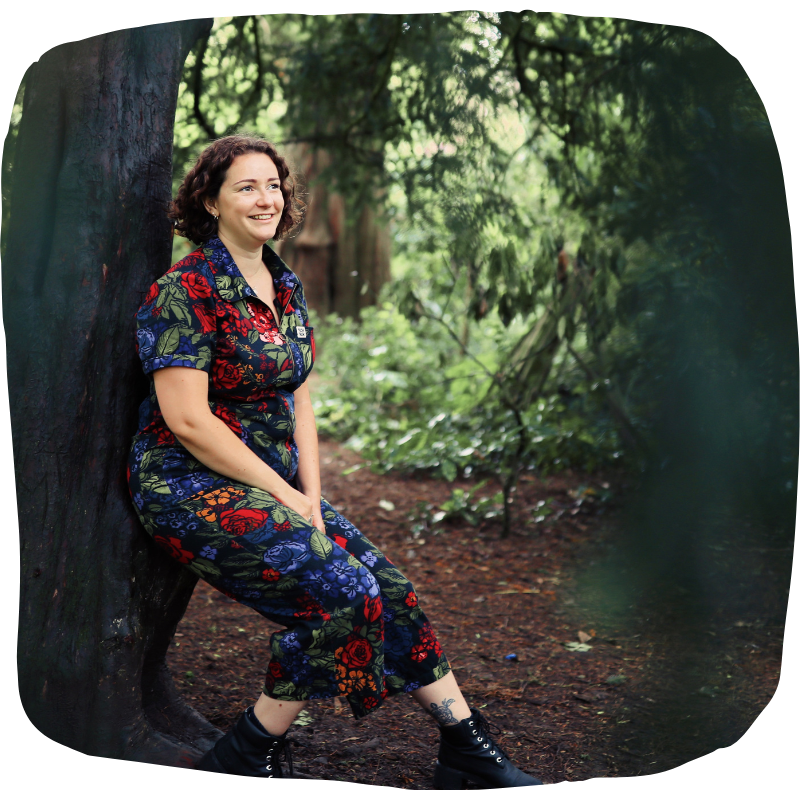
[191,32,216,140]
[566,342,647,453]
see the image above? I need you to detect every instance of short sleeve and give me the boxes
[134,266,217,374]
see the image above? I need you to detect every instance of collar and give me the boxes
[201,235,299,312]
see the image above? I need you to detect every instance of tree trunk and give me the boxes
[277,146,391,318]
[3,19,219,766]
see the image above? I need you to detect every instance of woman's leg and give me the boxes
[253,694,309,736]
[409,670,471,725]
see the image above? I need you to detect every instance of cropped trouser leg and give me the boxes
[131,466,450,719]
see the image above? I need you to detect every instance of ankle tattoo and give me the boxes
[429,698,458,726]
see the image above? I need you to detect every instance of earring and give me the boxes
[213,214,219,220]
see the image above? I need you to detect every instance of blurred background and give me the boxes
[4,10,794,777]
[154,12,795,547]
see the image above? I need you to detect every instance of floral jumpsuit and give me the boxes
[127,237,450,718]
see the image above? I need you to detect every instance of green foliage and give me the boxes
[312,303,623,484]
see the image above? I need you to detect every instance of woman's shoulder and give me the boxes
[145,245,217,297]
[138,245,217,317]
[162,244,216,284]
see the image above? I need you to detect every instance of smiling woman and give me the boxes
[126,134,542,788]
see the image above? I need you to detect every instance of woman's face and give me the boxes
[204,152,285,248]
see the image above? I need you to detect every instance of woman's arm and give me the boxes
[153,366,316,522]
[292,382,325,532]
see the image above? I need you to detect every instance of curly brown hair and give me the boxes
[168,135,303,244]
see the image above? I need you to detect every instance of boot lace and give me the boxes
[471,711,509,763]
[265,735,294,778]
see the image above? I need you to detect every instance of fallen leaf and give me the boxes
[578,630,592,643]
[564,642,593,652]
[378,499,396,511]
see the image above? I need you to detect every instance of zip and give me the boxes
[281,285,297,325]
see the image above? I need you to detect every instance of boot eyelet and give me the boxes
[496,757,502,763]
[477,737,483,742]
[483,743,489,749]
[490,750,495,755]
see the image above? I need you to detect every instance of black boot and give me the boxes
[434,708,543,789]
[196,706,294,778]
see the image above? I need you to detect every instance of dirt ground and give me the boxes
[167,436,789,788]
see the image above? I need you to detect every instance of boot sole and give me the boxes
[434,760,544,790]
[434,761,494,790]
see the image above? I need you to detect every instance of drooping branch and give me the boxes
[192,31,216,140]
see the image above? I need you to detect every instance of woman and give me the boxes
[127,134,542,789]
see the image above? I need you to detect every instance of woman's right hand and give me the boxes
[276,485,316,525]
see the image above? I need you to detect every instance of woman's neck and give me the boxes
[217,231,266,279]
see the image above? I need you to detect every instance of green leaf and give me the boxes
[155,325,182,357]
[441,459,457,482]
[310,528,333,559]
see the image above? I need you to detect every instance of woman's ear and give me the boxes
[203,198,218,217]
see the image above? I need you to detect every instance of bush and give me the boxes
[312,303,622,482]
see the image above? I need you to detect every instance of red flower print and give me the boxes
[220,507,270,535]
[363,595,383,623]
[340,637,373,668]
[420,622,435,646]
[294,592,331,621]
[405,591,418,608]
[230,541,243,549]
[247,303,274,335]
[274,521,292,532]
[212,404,244,436]
[363,697,379,709]
[194,303,216,333]
[410,644,428,662]
[154,535,194,565]
[262,567,281,581]
[144,282,159,305]
[155,427,176,446]
[211,361,244,390]
[333,535,348,549]
[181,271,213,299]
[267,661,285,680]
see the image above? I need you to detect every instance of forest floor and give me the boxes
[168,436,790,788]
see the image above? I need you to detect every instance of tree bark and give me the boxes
[3,19,218,765]
[277,146,391,318]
